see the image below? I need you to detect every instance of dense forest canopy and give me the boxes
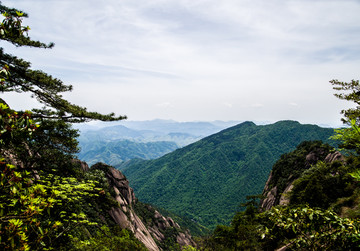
[121,120,335,229]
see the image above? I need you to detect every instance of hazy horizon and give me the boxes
[77,118,343,131]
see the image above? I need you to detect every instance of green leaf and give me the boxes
[11,186,17,194]
[309,213,313,221]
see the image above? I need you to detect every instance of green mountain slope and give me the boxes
[121,120,336,229]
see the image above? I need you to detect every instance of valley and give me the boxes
[77,120,240,166]
[77,120,336,230]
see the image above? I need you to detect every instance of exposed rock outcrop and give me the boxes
[91,162,195,250]
[71,159,90,172]
[260,172,277,211]
[279,181,294,206]
[324,151,345,164]
[147,209,195,247]
[260,145,344,211]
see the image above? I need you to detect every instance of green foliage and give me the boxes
[71,226,147,251]
[331,119,360,155]
[0,3,133,250]
[0,102,39,146]
[0,84,56,250]
[37,173,103,222]
[205,214,261,250]
[0,159,56,251]
[182,246,199,251]
[0,5,52,48]
[289,161,355,208]
[331,79,360,123]
[0,155,112,250]
[331,79,360,155]
[261,206,360,250]
[122,121,335,229]
[203,202,360,250]
[133,200,158,226]
[350,168,360,181]
[0,8,29,42]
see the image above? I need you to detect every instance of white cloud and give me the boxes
[155,102,173,108]
[1,0,360,125]
[289,102,299,107]
[223,102,233,108]
[251,103,264,108]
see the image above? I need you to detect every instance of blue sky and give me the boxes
[2,0,360,126]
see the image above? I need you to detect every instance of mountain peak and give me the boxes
[121,121,335,229]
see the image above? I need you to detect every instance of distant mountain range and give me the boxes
[78,140,179,166]
[75,119,241,135]
[76,119,241,166]
[118,121,336,229]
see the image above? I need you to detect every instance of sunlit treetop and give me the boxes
[331,79,360,124]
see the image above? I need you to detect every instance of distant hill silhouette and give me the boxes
[77,120,240,165]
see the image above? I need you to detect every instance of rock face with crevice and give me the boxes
[92,162,195,250]
[260,144,344,211]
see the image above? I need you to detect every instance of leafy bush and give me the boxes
[290,161,355,208]
[71,226,147,251]
[261,206,360,250]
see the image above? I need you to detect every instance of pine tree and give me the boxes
[0,4,126,123]
[0,2,127,165]
[0,3,127,250]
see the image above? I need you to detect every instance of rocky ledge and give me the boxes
[260,150,345,211]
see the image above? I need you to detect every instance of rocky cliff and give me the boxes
[260,141,344,211]
[90,162,195,250]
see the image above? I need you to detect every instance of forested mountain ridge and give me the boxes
[121,120,335,229]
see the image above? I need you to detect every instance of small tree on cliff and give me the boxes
[331,79,360,155]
